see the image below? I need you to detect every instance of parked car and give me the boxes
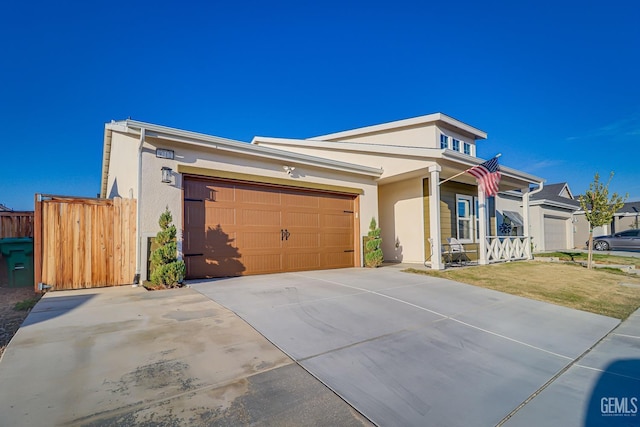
[587,229,640,251]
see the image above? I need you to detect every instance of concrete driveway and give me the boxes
[191,267,622,426]
[1,267,633,426]
[0,286,370,426]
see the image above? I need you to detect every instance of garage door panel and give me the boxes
[287,232,321,249]
[286,253,321,270]
[544,216,567,250]
[205,231,240,255]
[321,195,353,210]
[323,232,354,248]
[238,231,282,250]
[324,252,354,268]
[283,192,320,208]
[242,254,283,274]
[322,213,352,228]
[184,177,356,278]
[208,183,236,202]
[183,230,205,253]
[205,205,236,225]
[241,209,282,227]
[239,187,281,205]
[184,201,205,226]
[286,211,320,227]
[185,180,213,201]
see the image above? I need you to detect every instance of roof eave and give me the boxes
[308,112,487,141]
[110,120,383,178]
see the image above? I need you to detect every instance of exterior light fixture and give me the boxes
[161,166,172,183]
[283,165,295,176]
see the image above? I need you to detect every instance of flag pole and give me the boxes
[438,153,501,186]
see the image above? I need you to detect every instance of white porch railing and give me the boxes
[485,236,531,263]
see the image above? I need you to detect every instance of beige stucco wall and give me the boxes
[105,131,140,199]
[574,213,639,248]
[496,193,578,251]
[574,214,591,248]
[317,123,477,156]
[494,193,524,236]
[378,178,425,263]
[530,206,575,251]
[253,142,436,181]
[323,124,438,148]
[613,215,640,233]
[435,125,476,156]
[132,136,379,280]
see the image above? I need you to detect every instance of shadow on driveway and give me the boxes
[22,293,95,327]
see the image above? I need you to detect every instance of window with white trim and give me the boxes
[456,195,474,243]
[452,138,460,151]
[440,134,449,149]
[463,142,471,155]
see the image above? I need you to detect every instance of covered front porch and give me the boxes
[377,154,543,270]
[424,157,543,269]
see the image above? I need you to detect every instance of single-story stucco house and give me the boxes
[100,113,545,281]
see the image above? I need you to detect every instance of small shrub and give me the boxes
[150,208,185,288]
[365,218,383,268]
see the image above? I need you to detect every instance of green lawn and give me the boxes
[538,251,639,267]
[404,260,640,320]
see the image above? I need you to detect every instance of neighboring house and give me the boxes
[612,202,640,232]
[496,183,580,251]
[100,113,544,281]
[575,201,640,247]
[0,204,12,212]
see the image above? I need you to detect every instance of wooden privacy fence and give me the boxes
[0,211,34,238]
[34,195,136,291]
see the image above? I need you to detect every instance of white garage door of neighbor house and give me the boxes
[544,216,567,250]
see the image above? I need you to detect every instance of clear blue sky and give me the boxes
[1,1,639,211]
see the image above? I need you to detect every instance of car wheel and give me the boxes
[594,241,609,251]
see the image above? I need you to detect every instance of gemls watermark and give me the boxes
[601,397,638,417]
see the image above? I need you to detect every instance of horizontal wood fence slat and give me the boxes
[34,195,136,291]
[0,212,34,238]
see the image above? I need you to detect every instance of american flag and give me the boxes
[467,157,501,197]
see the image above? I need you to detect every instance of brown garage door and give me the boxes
[183,177,356,278]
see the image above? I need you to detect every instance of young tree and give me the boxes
[150,207,186,287]
[578,172,627,269]
[365,217,384,268]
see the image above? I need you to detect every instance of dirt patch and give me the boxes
[0,287,41,358]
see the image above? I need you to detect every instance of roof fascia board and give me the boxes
[441,151,544,184]
[529,199,580,210]
[308,113,487,141]
[254,136,443,157]
[255,136,544,185]
[100,128,113,198]
[116,120,383,178]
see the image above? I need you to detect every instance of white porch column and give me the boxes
[477,188,488,265]
[522,186,532,259]
[428,165,444,270]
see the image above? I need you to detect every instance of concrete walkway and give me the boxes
[0,286,370,426]
[191,268,626,426]
[503,308,640,426]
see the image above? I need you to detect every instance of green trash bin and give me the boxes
[0,238,34,288]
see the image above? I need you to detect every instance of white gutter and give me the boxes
[134,126,145,284]
[523,181,544,258]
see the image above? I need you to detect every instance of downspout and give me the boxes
[134,126,146,285]
[523,181,544,258]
